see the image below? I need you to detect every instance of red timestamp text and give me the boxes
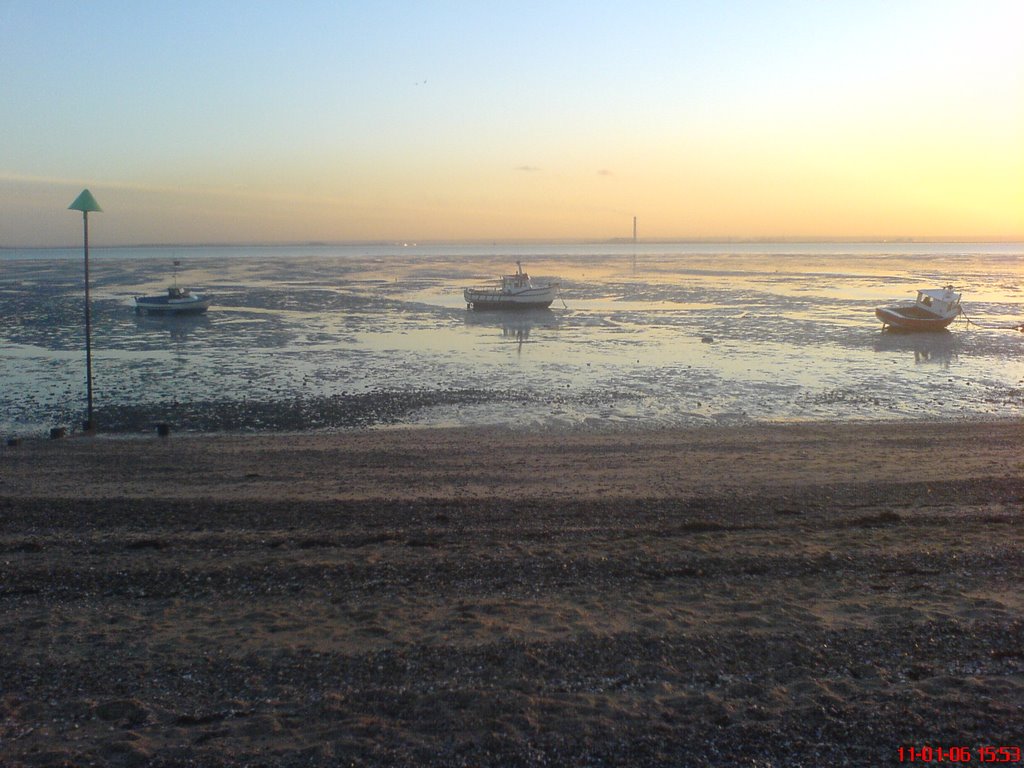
[898,746,1022,762]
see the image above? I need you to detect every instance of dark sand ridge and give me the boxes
[3,421,1022,501]
[1,421,1022,766]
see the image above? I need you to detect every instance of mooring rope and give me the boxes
[961,308,1024,331]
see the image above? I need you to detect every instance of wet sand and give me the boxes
[1,421,1022,766]
[6,246,1024,438]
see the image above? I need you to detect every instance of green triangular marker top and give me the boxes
[68,189,102,213]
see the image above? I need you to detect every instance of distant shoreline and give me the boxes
[4,236,1022,251]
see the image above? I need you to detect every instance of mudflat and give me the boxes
[1,421,1022,766]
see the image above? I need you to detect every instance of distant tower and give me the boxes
[633,216,637,243]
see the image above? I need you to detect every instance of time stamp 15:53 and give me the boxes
[898,747,1022,762]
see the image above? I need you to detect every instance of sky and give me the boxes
[1,0,1022,246]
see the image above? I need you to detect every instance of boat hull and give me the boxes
[875,306,957,331]
[464,287,556,310]
[135,296,210,315]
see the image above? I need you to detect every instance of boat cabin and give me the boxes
[916,287,961,317]
[500,262,531,293]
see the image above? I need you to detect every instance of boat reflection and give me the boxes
[873,329,958,367]
[133,312,212,344]
[463,308,559,353]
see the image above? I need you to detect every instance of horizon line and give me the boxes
[4,235,1023,250]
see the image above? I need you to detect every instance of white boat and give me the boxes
[464,262,559,310]
[875,287,961,331]
[135,286,210,315]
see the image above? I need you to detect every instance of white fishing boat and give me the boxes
[464,262,558,310]
[135,261,210,315]
[875,287,961,332]
[135,286,210,315]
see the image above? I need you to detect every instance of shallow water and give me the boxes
[1,242,1022,435]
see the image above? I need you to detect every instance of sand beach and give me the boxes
[1,420,1022,766]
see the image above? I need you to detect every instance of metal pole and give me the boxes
[83,211,94,432]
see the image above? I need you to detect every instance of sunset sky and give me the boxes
[2,1,1022,246]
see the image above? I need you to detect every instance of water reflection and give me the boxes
[3,244,1022,434]
[463,308,560,354]
[133,313,213,344]
[463,308,559,335]
[873,330,958,367]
